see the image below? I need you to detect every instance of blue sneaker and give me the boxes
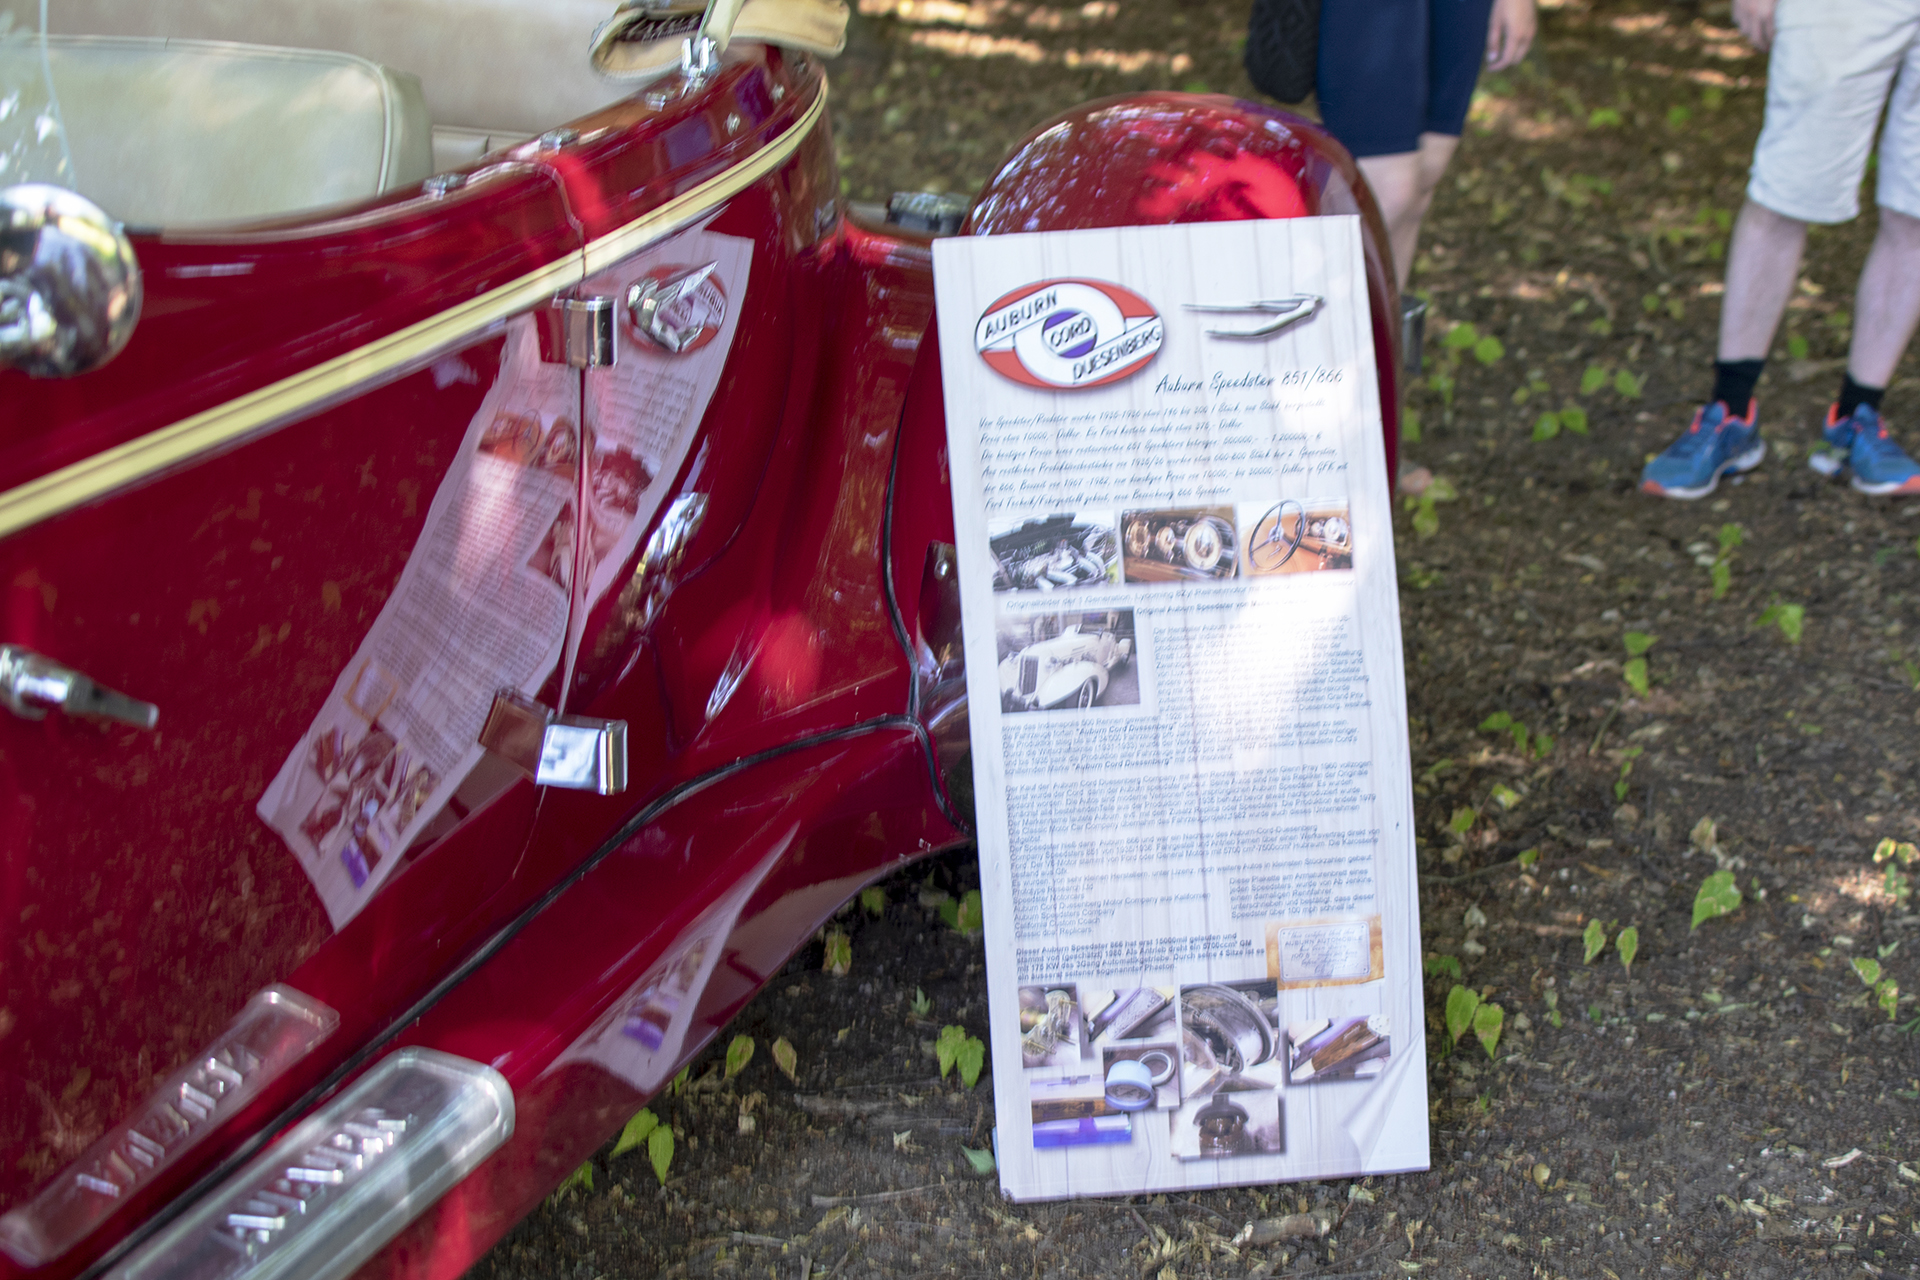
[1640,400,1764,499]
[1811,402,1920,495]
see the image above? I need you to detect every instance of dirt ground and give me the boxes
[472,2,1920,1276]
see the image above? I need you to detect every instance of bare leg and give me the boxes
[1847,208,1920,387]
[1718,198,1808,361]
[1356,132,1462,293]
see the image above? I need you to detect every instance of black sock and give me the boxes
[1710,359,1765,415]
[1837,372,1885,419]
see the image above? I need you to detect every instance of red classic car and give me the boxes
[0,3,1401,1279]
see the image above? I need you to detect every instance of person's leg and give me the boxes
[1357,133,1461,294]
[1846,208,1920,387]
[1718,199,1809,362]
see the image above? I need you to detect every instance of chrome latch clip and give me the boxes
[0,645,158,728]
[477,691,627,795]
[536,297,618,368]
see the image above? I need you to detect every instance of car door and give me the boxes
[0,165,584,1272]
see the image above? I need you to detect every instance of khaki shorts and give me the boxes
[1750,0,1920,223]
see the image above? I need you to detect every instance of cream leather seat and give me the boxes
[1,35,433,227]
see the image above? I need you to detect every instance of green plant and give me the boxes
[1472,1002,1505,1059]
[724,1034,755,1079]
[772,1037,798,1082]
[1543,987,1562,1028]
[1622,631,1656,696]
[1425,953,1464,982]
[1853,956,1902,1022]
[1613,745,1643,800]
[1876,839,1919,905]
[1583,919,1607,964]
[1478,709,1551,758]
[1490,783,1521,811]
[960,1146,996,1174]
[1445,984,1481,1046]
[1517,847,1541,869]
[1402,406,1423,444]
[1448,806,1478,836]
[822,928,852,976]
[1587,106,1622,128]
[1756,598,1805,644]
[860,886,886,916]
[1612,369,1645,398]
[1692,869,1743,929]
[910,987,933,1017]
[555,1161,593,1200]
[936,1024,985,1088]
[611,1107,677,1184]
[938,888,984,936]
[1617,925,1640,975]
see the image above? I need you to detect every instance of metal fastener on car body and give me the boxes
[537,128,579,152]
[422,173,466,198]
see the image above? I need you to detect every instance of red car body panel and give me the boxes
[0,38,1394,1280]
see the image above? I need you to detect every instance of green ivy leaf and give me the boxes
[1411,496,1439,538]
[1853,956,1883,988]
[1580,364,1610,395]
[1479,711,1514,732]
[1472,1002,1505,1059]
[1532,411,1561,441]
[1402,407,1423,444]
[1448,806,1478,835]
[1533,731,1555,759]
[1583,919,1607,964]
[1617,925,1639,976]
[1559,405,1590,435]
[823,929,852,976]
[936,1024,964,1079]
[556,1161,593,1198]
[961,1145,997,1174]
[1623,656,1649,696]
[956,1033,985,1088]
[772,1037,798,1083]
[1613,369,1645,398]
[1444,322,1481,351]
[1587,107,1622,127]
[725,1034,755,1079]
[1445,984,1482,1045]
[1717,523,1745,553]
[1491,783,1521,810]
[1787,333,1809,359]
[1623,631,1657,657]
[1692,870,1743,929]
[647,1124,675,1186]
[611,1109,657,1160]
[954,889,984,936]
[1516,847,1541,868]
[1473,335,1506,365]
[1424,953,1464,981]
[860,887,886,916]
[1710,560,1731,599]
[1878,979,1901,1021]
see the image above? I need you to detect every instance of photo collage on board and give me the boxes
[1015,979,1391,1158]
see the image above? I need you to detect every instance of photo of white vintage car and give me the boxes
[998,611,1137,713]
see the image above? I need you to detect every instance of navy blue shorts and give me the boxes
[1316,0,1497,158]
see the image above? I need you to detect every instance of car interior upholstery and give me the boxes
[0,0,631,226]
[0,0,848,228]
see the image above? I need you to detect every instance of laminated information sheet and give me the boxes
[931,217,1427,1200]
[259,229,751,929]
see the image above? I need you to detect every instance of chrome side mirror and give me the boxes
[0,184,141,378]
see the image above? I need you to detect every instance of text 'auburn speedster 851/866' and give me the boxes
[0,3,1401,1278]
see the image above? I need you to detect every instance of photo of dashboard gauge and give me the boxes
[1237,496,1354,576]
[1119,506,1239,583]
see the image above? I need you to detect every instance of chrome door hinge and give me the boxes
[477,690,627,794]
[537,297,618,368]
[0,645,157,728]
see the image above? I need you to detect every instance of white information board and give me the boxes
[932,217,1428,1200]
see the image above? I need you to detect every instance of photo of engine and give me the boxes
[989,513,1119,592]
[1120,506,1238,583]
